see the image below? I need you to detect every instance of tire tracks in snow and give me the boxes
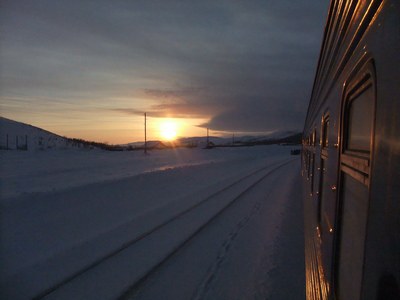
[191,200,264,300]
[190,160,298,300]
[120,158,295,300]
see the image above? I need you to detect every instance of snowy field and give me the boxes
[0,145,304,300]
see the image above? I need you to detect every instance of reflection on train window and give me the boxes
[337,173,369,300]
[346,86,373,152]
[312,129,316,146]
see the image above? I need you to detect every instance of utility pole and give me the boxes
[144,112,147,154]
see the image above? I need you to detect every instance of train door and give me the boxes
[334,61,376,300]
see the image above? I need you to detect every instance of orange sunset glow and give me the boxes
[158,119,178,141]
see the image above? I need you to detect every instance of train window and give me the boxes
[346,85,374,152]
[340,71,374,181]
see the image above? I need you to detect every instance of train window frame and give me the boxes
[340,62,376,186]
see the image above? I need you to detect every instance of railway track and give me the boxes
[30,157,295,300]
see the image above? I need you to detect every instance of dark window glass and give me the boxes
[347,86,373,152]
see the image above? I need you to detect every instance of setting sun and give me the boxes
[159,119,178,141]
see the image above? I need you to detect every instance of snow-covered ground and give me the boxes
[0,145,304,299]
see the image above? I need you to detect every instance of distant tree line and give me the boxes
[66,138,127,151]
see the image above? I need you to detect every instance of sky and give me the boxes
[0,0,328,144]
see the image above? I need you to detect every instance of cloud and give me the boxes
[1,0,329,136]
[200,103,306,132]
[111,100,224,119]
[110,108,145,117]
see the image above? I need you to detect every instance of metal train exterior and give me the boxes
[302,0,399,299]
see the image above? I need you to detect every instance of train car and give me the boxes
[302,0,399,299]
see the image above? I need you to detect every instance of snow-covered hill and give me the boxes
[0,117,100,151]
[0,117,69,151]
